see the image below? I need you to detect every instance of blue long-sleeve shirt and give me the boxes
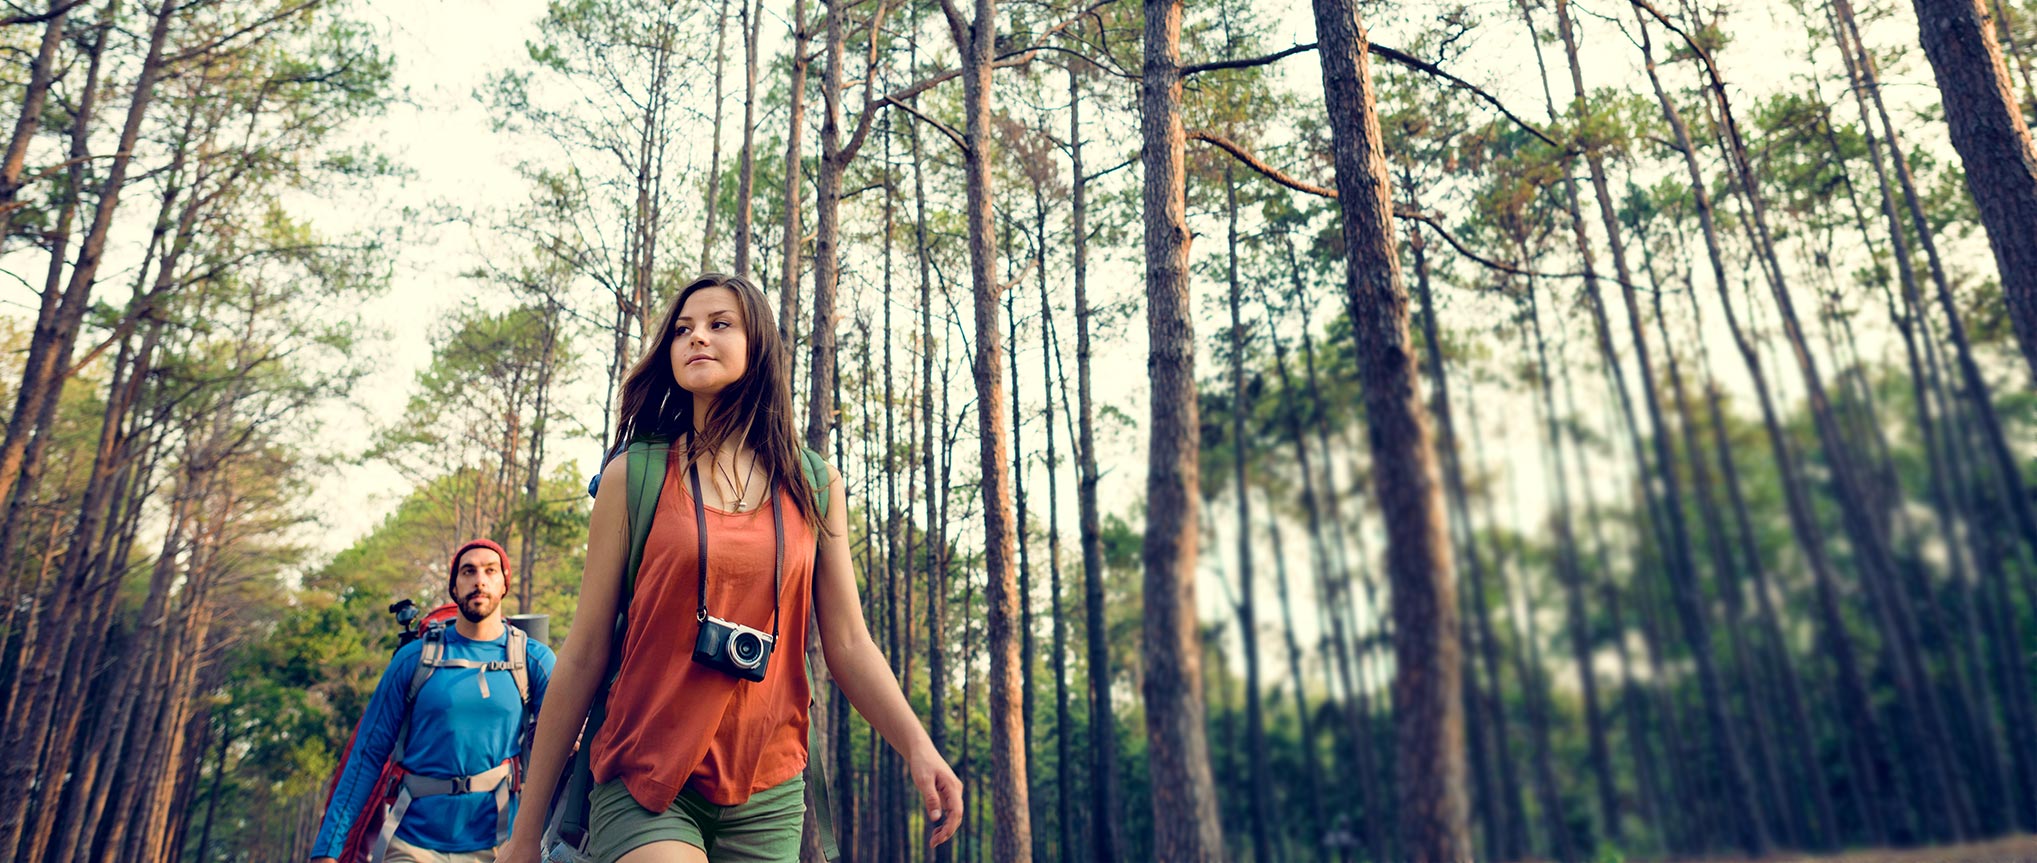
[312,625,555,857]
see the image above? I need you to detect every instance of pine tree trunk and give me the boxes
[1309,0,1468,856]
[1267,517,1328,846]
[1293,282,1395,862]
[0,0,70,204]
[1515,274,1580,863]
[192,712,231,863]
[1034,187,1073,863]
[882,145,909,863]
[700,0,730,270]
[807,0,849,455]
[1407,224,1517,861]
[1006,234,1036,796]
[779,0,810,347]
[1636,11,1901,845]
[1223,172,1276,863]
[1138,0,1224,857]
[1067,64,1119,863]
[912,66,953,862]
[945,0,1032,854]
[1907,0,2037,379]
[734,0,760,275]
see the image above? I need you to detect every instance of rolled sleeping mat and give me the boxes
[506,613,550,643]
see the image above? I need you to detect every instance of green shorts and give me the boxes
[588,774,805,863]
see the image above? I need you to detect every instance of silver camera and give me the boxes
[693,615,775,682]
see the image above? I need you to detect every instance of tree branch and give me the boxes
[883,95,966,153]
[165,0,330,64]
[1187,129,1338,198]
[1182,41,1317,76]
[0,0,87,27]
[1083,152,1137,183]
[1013,44,1137,79]
[1395,209,1651,293]
[1367,43,1561,149]
[891,0,1120,104]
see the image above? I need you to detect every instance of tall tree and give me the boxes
[0,0,182,852]
[780,0,811,351]
[735,0,761,275]
[1308,0,1470,858]
[935,0,1033,855]
[701,0,732,270]
[1139,0,1227,857]
[1907,0,2037,380]
[1067,60,1121,863]
[1223,169,1276,863]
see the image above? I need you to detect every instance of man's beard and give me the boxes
[459,590,500,623]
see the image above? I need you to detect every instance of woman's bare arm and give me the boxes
[500,456,631,857]
[812,465,963,846]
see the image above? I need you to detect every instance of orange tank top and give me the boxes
[590,446,817,810]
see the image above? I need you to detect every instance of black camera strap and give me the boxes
[687,439,785,640]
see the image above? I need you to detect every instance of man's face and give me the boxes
[451,547,506,624]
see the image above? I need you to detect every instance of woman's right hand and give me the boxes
[495,835,540,863]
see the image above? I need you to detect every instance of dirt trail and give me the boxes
[1666,836,2037,863]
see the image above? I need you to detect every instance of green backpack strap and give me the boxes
[621,438,669,598]
[551,437,668,849]
[799,447,830,519]
[795,447,840,860]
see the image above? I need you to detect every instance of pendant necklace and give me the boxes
[715,452,759,512]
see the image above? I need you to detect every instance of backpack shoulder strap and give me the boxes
[506,625,530,706]
[799,447,830,521]
[407,624,445,703]
[553,436,668,848]
[622,437,670,601]
[795,446,841,860]
[392,624,445,765]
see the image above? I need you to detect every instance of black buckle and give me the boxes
[449,775,473,794]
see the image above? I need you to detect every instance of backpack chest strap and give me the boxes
[371,760,519,861]
[399,760,516,797]
[426,658,521,671]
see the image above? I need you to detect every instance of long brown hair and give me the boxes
[612,273,824,535]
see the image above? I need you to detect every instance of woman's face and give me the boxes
[671,286,750,397]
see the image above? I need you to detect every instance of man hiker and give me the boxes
[312,539,557,863]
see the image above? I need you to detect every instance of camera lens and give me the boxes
[730,631,763,668]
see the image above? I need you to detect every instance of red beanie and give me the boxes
[449,538,513,594]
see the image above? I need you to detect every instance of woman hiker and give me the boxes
[498,273,962,863]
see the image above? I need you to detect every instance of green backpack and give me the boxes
[543,438,839,861]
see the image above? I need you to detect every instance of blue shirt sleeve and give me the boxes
[527,639,556,715]
[310,641,420,860]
